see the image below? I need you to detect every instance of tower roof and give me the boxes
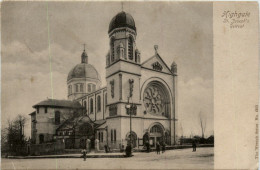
[108,11,136,33]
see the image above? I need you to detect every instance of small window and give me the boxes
[80,84,83,92]
[55,111,60,124]
[39,134,44,144]
[97,96,101,112]
[93,84,96,91]
[105,93,107,106]
[128,36,134,60]
[83,101,87,111]
[101,132,103,142]
[90,98,93,113]
[114,129,116,142]
[111,129,113,142]
[88,84,91,92]
[75,84,78,92]
[98,132,101,141]
[110,38,115,62]
[45,107,48,113]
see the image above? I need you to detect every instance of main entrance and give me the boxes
[149,124,164,147]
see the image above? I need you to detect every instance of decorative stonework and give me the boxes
[129,79,134,97]
[152,62,163,71]
[110,80,114,98]
[126,104,137,116]
[143,86,165,115]
[109,104,117,116]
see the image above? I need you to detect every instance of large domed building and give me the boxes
[30,10,179,151]
[67,49,101,100]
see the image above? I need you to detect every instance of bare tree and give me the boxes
[199,111,207,138]
[2,114,28,155]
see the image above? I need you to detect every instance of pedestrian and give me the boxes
[81,149,87,161]
[162,142,166,153]
[146,141,150,153]
[125,143,132,157]
[156,141,161,155]
[192,140,196,152]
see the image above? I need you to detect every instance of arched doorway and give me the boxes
[149,124,164,147]
[39,134,44,144]
[126,132,137,148]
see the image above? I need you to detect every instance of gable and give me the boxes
[141,54,172,74]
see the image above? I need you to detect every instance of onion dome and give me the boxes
[108,11,136,33]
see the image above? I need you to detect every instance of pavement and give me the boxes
[6,145,214,159]
[7,152,126,159]
[2,147,214,169]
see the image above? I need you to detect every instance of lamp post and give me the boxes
[125,97,132,147]
[125,96,132,146]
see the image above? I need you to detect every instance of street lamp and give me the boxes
[125,96,132,148]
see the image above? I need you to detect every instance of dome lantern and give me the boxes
[81,44,88,64]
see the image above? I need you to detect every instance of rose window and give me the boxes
[144,86,165,115]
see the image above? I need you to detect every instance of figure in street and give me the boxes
[156,141,161,154]
[162,142,166,153]
[81,149,87,161]
[192,140,197,152]
[146,141,150,153]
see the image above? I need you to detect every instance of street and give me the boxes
[2,147,213,169]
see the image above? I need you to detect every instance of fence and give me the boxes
[30,142,65,155]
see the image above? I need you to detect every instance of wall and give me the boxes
[34,107,76,144]
[30,142,65,155]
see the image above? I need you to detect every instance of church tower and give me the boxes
[106,11,141,143]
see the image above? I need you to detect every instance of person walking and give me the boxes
[192,140,196,152]
[156,141,161,155]
[82,149,87,161]
[146,141,150,153]
[162,142,166,153]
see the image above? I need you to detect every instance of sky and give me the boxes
[1,1,213,138]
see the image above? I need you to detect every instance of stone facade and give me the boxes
[30,11,178,150]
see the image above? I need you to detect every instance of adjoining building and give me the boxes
[30,11,178,150]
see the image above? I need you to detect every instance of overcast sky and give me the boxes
[1,1,213,137]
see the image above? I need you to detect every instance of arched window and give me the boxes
[55,111,60,124]
[97,95,101,112]
[105,93,107,106]
[80,84,83,92]
[75,84,78,92]
[83,101,87,112]
[128,36,133,60]
[110,38,115,62]
[90,98,93,113]
[68,85,72,94]
[92,84,96,91]
[88,84,91,92]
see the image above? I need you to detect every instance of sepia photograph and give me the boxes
[1,1,220,169]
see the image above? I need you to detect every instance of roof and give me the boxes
[141,53,173,74]
[56,114,106,131]
[29,111,36,115]
[67,63,101,82]
[108,11,136,33]
[33,99,82,109]
[56,115,91,131]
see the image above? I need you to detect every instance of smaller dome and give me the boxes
[108,11,136,33]
[67,63,101,82]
